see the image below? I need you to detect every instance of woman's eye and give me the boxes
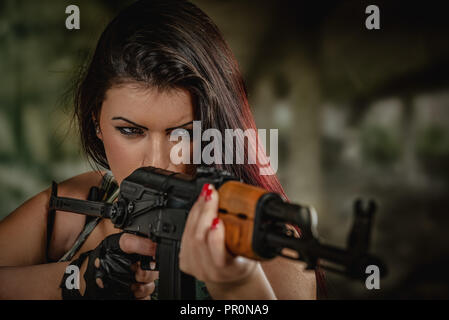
[116,127,144,136]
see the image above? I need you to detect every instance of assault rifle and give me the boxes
[49,166,387,299]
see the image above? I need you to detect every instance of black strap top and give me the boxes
[58,171,118,263]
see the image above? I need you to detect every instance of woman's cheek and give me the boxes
[104,136,141,184]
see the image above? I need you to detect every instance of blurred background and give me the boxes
[1,0,448,299]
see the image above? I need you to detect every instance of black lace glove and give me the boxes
[60,233,140,300]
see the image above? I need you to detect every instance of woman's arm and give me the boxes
[204,258,316,300]
[205,262,276,299]
[0,181,79,299]
[0,171,105,266]
[0,187,51,266]
[204,257,316,300]
[0,171,104,299]
[260,257,317,299]
[0,262,70,299]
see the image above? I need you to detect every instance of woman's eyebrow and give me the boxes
[165,120,194,132]
[111,117,148,130]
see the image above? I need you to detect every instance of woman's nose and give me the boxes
[141,134,170,169]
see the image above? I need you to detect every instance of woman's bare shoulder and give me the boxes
[46,170,108,262]
[56,170,107,199]
[0,170,107,265]
[49,170,108,257]
[2,170,107,224]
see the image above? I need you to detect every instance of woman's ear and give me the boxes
[96,125,103,141]
[92,115,103,141]
[96,122,103,141]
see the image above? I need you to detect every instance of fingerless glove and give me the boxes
[60,233,139,300]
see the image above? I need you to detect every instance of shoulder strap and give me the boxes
[46,181,58,263]
[55,172,119,262]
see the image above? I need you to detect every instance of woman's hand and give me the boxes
[179,184,258,287]
[120,234,159,300]
[78,233,158,300]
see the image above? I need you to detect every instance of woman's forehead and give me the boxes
[101,84,194,126]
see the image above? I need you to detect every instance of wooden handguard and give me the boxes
[217,180,269,260]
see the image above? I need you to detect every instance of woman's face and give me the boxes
[96,83,195,185]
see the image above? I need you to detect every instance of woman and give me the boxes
[0,0,317,299]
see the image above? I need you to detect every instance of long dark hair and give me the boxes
[74,0,285,197]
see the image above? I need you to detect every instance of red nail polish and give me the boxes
[201,183,210,198]
[205,186,213,201]
[210,217,219,230]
